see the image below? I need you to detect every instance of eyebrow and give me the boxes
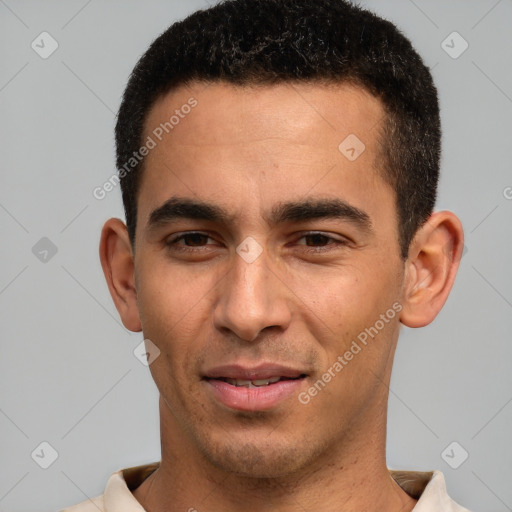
[147,196,373,233]
[269,198,373,232]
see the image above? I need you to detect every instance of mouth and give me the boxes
[203,364,308,411]
[210,375,306,388]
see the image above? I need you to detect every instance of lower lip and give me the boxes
[205,378,305,411]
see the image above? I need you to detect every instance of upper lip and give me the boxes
[203,363,306,380]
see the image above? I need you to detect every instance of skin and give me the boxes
[100,81,464,512]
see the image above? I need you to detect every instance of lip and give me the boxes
[203,363,308,412]
[203,363,305,380]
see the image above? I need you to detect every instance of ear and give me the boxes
[400,211,464,328]
[99,218,142,332]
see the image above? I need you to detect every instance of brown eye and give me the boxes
[166,232,217,252]
[295,232,349,253]
[178,233,210,246]
[303,234,331,246]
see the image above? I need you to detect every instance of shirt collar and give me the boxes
[102,462,469,512]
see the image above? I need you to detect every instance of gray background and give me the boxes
[1,1,511,511]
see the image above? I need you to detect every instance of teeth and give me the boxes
[229,379,252,387]
[224,376,282,387]
[252,378,273,386]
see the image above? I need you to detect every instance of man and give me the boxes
[62,0,468,510]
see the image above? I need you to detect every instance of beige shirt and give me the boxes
[60,462,471,512]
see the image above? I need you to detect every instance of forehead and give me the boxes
[137,80,393,235]
[144,80,384,149]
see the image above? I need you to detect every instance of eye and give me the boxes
[165,232,219,252]
[294,232,349,253]
[165,231,349,256]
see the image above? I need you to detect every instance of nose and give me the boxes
[212,242,292,342]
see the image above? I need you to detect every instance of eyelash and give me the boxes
[165,231,349,254]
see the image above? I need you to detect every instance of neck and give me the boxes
[133,397,416,512]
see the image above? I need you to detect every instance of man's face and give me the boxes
[133,81,406,478]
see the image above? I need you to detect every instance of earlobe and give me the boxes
[400,211,464,328]
[99,218,142,332]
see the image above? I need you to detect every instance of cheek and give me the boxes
[310,263,401,352]
[289,266,376,327]
[137,255,202,328]
[135,260,212,371]
[136,267,209,404]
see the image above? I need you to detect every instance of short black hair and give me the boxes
[115,0,440,260]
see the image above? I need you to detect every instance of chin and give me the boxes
[197,429,319,479]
